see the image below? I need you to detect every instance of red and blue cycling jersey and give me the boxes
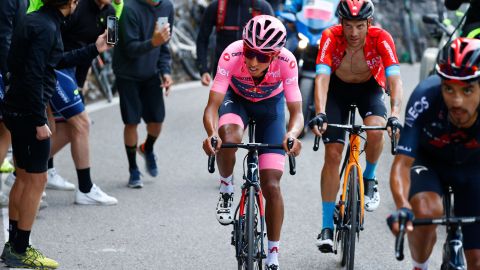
[397,75,480,166]
[315,25,400,89]
[211,40,302,102]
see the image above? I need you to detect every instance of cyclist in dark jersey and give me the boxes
[388,37,480,270]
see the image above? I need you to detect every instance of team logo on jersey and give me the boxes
[405,96,429,127]
[411,165,428,174]
[289,60,296,69]
[223,53,231,61]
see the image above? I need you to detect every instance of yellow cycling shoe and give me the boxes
[4,245,59,269]
[0,158,14,173]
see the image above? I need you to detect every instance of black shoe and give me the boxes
[316,228,334,253]
[266,263,279,270]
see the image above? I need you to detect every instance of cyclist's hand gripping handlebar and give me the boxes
[287,138,296,175]
[208,137,217,173]
[387,116,400,155]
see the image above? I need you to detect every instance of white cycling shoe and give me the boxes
[364,179,380,212]
[216,192,234,225]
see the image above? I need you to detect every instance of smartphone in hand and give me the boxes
[106,16,118,45]
[156,17,168,30]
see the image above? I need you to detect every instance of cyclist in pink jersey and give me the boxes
[308,0,404,252]
[202,15,303,269]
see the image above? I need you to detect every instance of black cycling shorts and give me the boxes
[323,73,387,144]
[3,112,50,173]
[117,76,165,124]
[409,156,480,250]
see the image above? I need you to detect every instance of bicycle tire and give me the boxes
[246,185,256,270]
[340,166,358,270]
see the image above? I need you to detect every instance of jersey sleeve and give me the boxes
[315,28,334,75]
[210,42,238,95]
[280,49,301,102]
[376,30,400,71]
[396,77,438,158]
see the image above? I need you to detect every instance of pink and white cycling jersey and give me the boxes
[211,40,302,103]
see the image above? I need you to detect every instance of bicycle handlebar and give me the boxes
[313,124,398,155]
[394,215,480,261]
[208,138,297,175]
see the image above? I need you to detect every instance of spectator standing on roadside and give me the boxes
[113,0,174,188]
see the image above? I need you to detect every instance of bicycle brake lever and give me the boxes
[287,138,296,175]
[395,211,407,261]
[208,137,217,173]
[313,135,321,151]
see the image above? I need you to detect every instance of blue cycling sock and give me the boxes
[322,202,335,230]
[363,161,378,180]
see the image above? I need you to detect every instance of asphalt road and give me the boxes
[0,64,446,270]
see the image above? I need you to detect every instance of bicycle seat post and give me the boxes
[248,119,256,143]
[349,103,357,126]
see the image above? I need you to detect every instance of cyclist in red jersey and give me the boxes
[308,0,404,252]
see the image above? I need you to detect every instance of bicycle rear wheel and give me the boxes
[340,166,359,270]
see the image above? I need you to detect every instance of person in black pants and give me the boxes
[1,0,110,267]
[195,0,273,86]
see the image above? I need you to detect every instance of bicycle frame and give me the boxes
[208,119,295,269]
[338,106,366,229]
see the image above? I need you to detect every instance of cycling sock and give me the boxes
[219,175,234,194]
[322,202,336,229]
[77,168,93,193]
[125,144,138,170]
[13,229,30,254]
[266,240,279,265]
[47,158,54,170]
[8,219,18,243]
[412,259,428,270]
[363,161,378,180]
[143,134,157,153]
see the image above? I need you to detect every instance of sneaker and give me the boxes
[0,159,14,173]
[0,192,8,207]
[46,168,75,191]
[39,199,48,210]
[216,192,234,225]
[4,245,59,269]
[266,263,279,270]
[127,168,143,188]
[1,242,11,261]
[138,144,158,177]
[364,178,380,212]
[75,184,118,205]
[5,172,15,187]
[316,228,334,253]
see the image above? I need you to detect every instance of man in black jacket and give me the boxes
[195,0,273,86]
[2,0,110,267]
[0,0,29,205]
[445,0,480,38]
[113,0,173,188]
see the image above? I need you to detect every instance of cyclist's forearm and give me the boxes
[58,43,98,69]
[203,106,219,137]
[286,102,304,138]
[314,75,329,114]
[390,155,413,209]
[388,76,403,118]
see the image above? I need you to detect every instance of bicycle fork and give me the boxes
[442,224,466,270]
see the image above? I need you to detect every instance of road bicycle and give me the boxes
[90,49,115,102]
[208,119,296,270]
[395,184,480,270]
[313,104,397,270]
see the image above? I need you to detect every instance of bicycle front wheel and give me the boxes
[340,166,359,270]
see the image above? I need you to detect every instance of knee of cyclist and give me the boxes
[324,148,343,165]
[366,130,384,142]
[261,180,281,199]
[413,202,443,219]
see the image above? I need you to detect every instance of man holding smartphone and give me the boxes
[113,0,174,188]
